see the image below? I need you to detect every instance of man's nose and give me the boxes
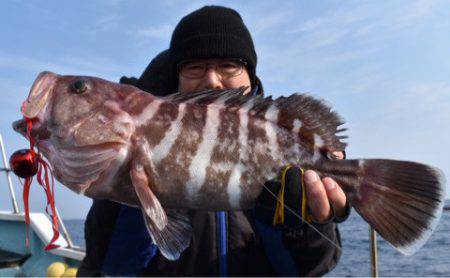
[201,68,223,90]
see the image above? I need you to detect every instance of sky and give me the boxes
[0,0,449,220]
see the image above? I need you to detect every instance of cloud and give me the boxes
[0,53,129,81]
[249,10,293,35]
[0,77,29,106]
[287,8,365,35]
[282,0,442,53]
[134,24,174,40]
[347,81,450,155]
[393,0,440,29]
[253,0,447,94]
[350,0,443,45]
[92,14,121,32]
[389,82,450,124]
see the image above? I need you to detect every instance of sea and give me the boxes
[65,200,450,277]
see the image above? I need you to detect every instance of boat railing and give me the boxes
[0,134,20,214]
[0,134,76,250]
[370,228,378,277]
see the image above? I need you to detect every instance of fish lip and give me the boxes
[22,71,57,119]
[12,119,27,137]
[12,116,51,141]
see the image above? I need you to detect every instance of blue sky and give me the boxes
[0,0,449,219]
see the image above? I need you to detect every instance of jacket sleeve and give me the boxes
[283,222,342,276]
[279,166,346,276]
[253,201,343,276]
[255,165,348,276]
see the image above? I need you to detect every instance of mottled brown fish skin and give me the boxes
[132,96,309,211]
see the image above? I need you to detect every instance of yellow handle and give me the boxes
[273,166,311,226]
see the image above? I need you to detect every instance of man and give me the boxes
[78,6,349,277]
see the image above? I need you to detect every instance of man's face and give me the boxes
[178,58,251,94]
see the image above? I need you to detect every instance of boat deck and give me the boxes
[0,249,29,268]
[0,211,85,276]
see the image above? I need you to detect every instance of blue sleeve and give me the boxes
[102,205,158,276]
[253,206,299,276]
[254,204,342,276]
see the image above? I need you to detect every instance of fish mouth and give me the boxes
[22,71,58,119]
[13,71,57,140]
[12,117,51,141]
[12,118,27,137]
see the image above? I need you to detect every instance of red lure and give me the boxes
[9,117,60,250]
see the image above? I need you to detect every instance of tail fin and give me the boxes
[322,159,446,255]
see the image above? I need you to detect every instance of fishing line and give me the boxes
[262,183,342,251]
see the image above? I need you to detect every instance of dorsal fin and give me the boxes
[164,89,347,152]
[268,93,347,152]
[164,87,248,105]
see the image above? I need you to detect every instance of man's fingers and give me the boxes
[304,170,331,222]
[322,177,347,218]
[332,151,345,160]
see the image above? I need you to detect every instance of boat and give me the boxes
[0,134,85,277]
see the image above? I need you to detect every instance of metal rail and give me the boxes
[0,133,76,249]
[0,134,20,213]
[55,207,75,248]
[370,227,379,277]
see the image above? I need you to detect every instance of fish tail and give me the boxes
[317,159,446,255]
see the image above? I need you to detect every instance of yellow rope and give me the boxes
[273,166,291,225]
[273,166,312,226]
[300,167,313,223]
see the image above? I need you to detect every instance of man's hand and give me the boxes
[304,152,347,222]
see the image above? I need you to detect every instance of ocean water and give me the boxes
[328,204,450,277]
[65,201,450,277]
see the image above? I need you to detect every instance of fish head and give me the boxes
[13,71,137,195]
[14,71,133,140]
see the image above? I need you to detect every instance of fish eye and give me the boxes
[71,80,87,94]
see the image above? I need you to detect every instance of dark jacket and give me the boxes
[77,50,345,277]
[78,202,343,276]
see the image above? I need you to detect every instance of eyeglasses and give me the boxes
[178,59,247,79]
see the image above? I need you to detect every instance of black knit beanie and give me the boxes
[169,6,257,89]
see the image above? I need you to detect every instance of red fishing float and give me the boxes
[9,116,60,250]
[9,149,38,178]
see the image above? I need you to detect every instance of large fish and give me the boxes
[13,71,446,260]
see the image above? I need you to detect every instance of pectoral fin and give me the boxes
[130,158,192,260]
[130,161,167,230]
[142,209,193,260]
